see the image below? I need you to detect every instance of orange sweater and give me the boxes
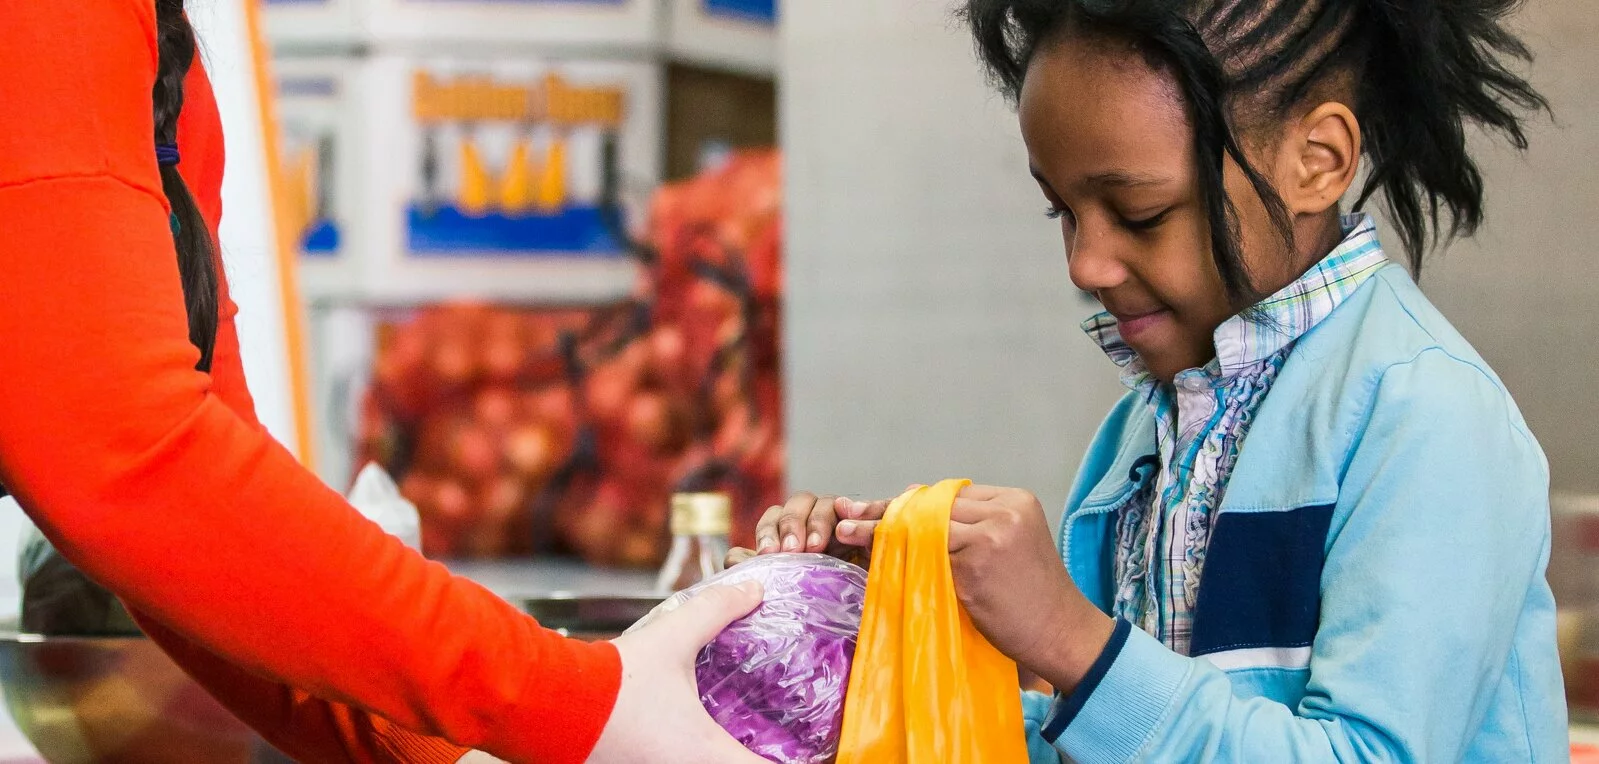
[0,3,621,763]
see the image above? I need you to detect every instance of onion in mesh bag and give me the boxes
[649,553,867,764]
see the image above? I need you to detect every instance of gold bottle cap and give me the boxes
[671,492,732,536]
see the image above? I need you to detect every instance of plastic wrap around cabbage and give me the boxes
[656,553,867,764]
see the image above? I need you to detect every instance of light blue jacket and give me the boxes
[1023,264,1568,762]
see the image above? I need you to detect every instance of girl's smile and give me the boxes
[1106,306,1173,343]
[1018,28,1360,383]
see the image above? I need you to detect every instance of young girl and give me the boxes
[0,3,766,762]
[737,0,1567,760]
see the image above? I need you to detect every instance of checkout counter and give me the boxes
[0,494,1589,761]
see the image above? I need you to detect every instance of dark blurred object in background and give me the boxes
[1553,493,1599,723]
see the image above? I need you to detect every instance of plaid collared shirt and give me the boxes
[1084,214,1388,655]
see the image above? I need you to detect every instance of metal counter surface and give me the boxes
[0,560,657,762]
[442,558,657,599]
[0,558,1592,760]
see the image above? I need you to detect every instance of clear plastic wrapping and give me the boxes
[656,552,867,764]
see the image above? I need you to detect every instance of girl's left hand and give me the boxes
[949,484,1116,693]
[726,491,888,568]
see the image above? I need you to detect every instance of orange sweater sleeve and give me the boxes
[131,271,469,762]
[135,612,469,764]
[0,4,621,762]
[119,44,469,764]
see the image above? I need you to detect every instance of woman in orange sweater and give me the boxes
[0,2,764,762]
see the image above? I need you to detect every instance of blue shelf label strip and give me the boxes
[405,204,626,258]
[704,0,776,24]
[301,219,341,257]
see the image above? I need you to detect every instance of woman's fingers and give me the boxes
[596,582,768,764]
[457,751,508,763]
[657,582,764,653]
[724,547,756,567]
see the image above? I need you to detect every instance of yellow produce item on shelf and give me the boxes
[498,136,534,215]
[457,136,493,216]
[835,479,1029,763]
[535,134,568,212]
[280,146,315,244]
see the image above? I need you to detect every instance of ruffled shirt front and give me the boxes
[1085,214,1387,655]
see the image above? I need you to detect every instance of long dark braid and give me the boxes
[9,3,226,625]
[0,2,220,504]
[154,0,220,373]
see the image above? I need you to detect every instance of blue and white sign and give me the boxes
[666,0,778,74]
[704,0,776,25]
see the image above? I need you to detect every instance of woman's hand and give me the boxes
[948,484,1115,694]
[725,491,891,567]
[457,752,507,763]
[587,583,770,763]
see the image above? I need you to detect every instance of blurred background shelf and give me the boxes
[443,558,655,599]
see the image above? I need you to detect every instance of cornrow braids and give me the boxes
[962,0,1549,306]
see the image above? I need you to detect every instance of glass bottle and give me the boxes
[655,492,732,594]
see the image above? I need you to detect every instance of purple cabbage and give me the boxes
[663,553,867,764]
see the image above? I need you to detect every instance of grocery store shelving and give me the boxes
[298,255,641,306]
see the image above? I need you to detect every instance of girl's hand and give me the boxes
[726,491,891,568]
[588,583,770,763]
[949,484,1115,694]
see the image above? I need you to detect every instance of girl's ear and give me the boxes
[1280,102,1362,216]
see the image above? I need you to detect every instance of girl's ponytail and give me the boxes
[153,0,220,373]
[1353,0,1549,270]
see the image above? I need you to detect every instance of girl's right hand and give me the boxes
[724,491,893,567]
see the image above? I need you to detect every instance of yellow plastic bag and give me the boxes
[835,479,1029,763]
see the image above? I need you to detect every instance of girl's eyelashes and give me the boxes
[1045,204,1168,232]
[1117,207,1172,232]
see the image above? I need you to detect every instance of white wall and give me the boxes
[190,1,304,455]
[781,0,1125,515]
[1422,1,1599,493]
[782,0,1599,512]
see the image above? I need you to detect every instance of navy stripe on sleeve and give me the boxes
[1041,618,1133,743]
